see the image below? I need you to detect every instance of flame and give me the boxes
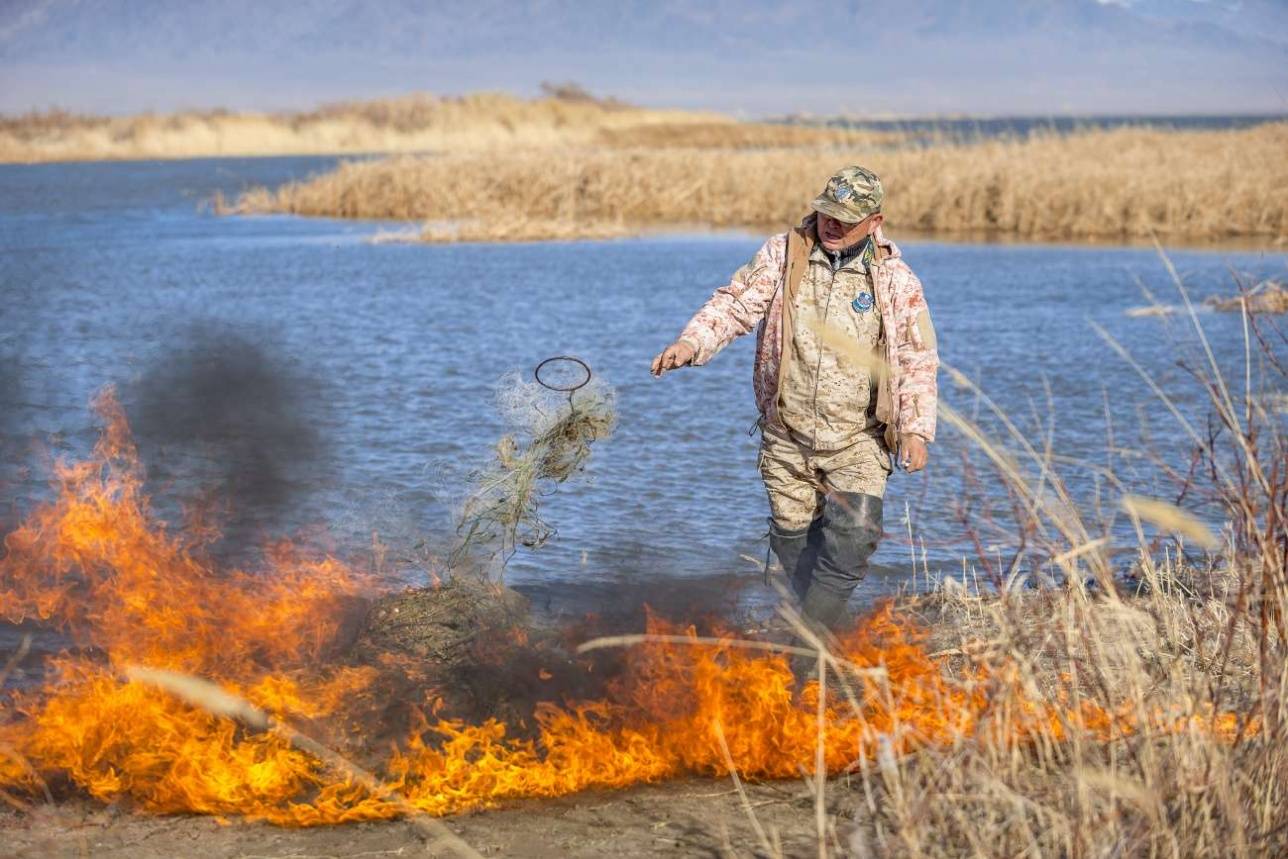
[0,392,1254,824]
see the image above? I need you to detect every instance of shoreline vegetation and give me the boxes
[208,97,1284,245]
[0,88,893,164]
[4,88,1284,245]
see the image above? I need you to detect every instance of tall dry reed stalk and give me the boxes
[222,124,1288,243]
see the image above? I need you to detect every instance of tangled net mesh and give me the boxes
[452,367,616,571]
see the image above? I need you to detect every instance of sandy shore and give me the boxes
[3,777,848,858]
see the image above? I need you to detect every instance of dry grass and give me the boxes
[593,120,895,150]
[803,262,1284,856]
[858,562,1277,857]
[0,91,738,163]
[222,123,1288,243]
[420,217,636,244]
[0,88,896,164]
[1207,280,1288,314]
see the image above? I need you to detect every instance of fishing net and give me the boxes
[452,359,616,572]
[352,576,529,669]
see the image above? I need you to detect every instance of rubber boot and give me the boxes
[789,585,852,687]
[768,518,812,599]
[809,492,883,610]
[790,492,883,682]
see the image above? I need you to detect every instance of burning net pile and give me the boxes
[0,393,1260,828]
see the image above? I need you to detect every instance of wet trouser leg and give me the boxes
[801,491,883,630]
[791,492,883,680]
[768,518,811,600]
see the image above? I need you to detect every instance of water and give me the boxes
[1,157,1284,609]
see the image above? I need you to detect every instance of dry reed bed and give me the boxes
[0,92,709,162]
[222,124,1288,243]
[767,280,1285,856]
[0,92,877,163]
[851,565,1277,858]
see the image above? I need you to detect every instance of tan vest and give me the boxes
[779,223,896,451]
[778,244,883,449]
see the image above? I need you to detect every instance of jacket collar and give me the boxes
[871,225,899,263]
[796,213,900,265]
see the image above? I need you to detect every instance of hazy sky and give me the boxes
[1,0,1285,116]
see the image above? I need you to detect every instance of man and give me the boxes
[650,166,938,645]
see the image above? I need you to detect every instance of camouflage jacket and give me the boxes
[677,215,938,446]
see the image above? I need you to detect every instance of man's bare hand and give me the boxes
[898,434,929,472]
[651,340,696,377]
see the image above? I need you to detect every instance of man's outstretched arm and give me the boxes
[651,234,787,376]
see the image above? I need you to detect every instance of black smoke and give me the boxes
[129,323,331,556]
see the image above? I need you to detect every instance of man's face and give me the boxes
[817,212,882,252]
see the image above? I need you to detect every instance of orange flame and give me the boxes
[0,393,1255,824]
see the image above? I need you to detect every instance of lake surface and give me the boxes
[1,156,1284,611]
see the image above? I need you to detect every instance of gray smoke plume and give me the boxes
[129,323,331,555]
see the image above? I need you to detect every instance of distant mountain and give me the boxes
[1126,0,1288,48]
[0,0,1284,116]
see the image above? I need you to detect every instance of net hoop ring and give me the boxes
[534,355,592,393]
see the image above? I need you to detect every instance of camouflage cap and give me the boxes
[810,166,884,224]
